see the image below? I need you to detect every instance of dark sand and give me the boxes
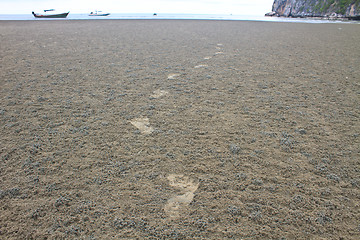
[0,20,359,239]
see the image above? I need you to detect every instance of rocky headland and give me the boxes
[266,0,360,20]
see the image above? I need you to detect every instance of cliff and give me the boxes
[266,0,360,19]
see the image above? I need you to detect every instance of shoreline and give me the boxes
[265,11,360,21]
[265,15,360,21]
[1,13,360,23]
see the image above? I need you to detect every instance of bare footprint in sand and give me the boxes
[194,64,208,69]
[151,89,168,98]
[130,117,154,134]
[164,174,199,218]
[167,73,180,80]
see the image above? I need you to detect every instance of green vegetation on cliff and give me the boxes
[272,0,360,17]
[313,0,360,14]
[333,0,358,14]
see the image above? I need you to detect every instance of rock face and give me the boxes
[268,0,360,19]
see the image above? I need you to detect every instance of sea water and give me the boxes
[0,13,358,24]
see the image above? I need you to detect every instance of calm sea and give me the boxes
[0,13,358,24]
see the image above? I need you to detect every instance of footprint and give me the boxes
[167,73,180,80]
[164,174,199,218]
[151,89,168,98]
[194,64,208,69]
[130,117,154,134]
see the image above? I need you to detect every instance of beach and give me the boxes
[1,19,359,239]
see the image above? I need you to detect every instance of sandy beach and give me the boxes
[1,19,359,239]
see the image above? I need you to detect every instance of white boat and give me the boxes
[89,11,110,16]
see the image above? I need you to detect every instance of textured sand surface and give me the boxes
[1,20,359,239]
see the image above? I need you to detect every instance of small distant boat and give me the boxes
[89,11,110,16]
[32,9,69,18]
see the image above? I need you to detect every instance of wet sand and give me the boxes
[0,20,359,239]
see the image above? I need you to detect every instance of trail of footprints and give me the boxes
[129,43,224,217]
[130,42,225,134]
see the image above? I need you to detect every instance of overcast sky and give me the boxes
[0,0,274,15]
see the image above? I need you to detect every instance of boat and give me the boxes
[89,11,110,16]
[32,9,69,18]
